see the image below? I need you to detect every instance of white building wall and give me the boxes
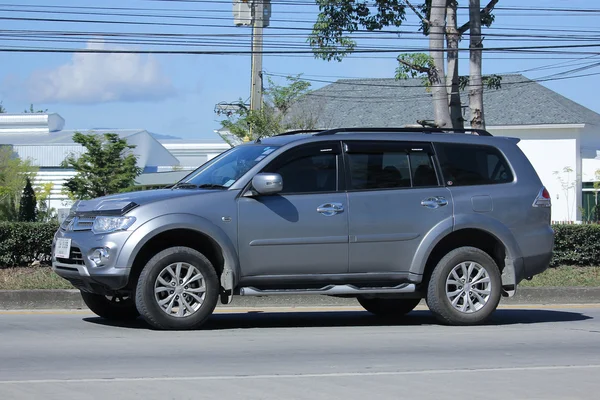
[487,125,583,222]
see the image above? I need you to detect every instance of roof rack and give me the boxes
[274,129,325,137]
[313,127,493,137]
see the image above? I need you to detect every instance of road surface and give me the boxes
[1,304,599,399]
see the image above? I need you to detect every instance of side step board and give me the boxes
[239,283,416,296]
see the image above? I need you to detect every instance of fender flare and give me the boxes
[114,213,240,291]
[409,214,523,289]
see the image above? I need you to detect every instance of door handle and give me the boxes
[421,196,448,209]
[317,202,344,216]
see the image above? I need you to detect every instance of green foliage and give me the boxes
[0,101,6,113]
[551,224,600,267]
[220,75,315,141]
[61,132,142,200]
[309,0,407,61]
[23,103,48,113]
[34,182,56,222]
[0,145,38,221]
[0,222,58,267]
[459,74,502,90]
[18,178,36,222]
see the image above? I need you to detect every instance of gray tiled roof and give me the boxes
[286,74,600,128]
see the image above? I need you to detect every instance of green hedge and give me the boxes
[0,222,599,268]
[550,224,600,267]
[0,222,59,267]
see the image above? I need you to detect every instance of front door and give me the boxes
[238,141,349,278]
[343,140,453,273]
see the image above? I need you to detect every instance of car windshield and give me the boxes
[176,144,279,189]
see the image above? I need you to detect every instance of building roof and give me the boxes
[286,74,600,128]
[0,128,147,145]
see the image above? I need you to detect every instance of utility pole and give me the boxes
[250,0,264,112]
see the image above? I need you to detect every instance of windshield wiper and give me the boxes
[171,183,198,189]
[197,184,227,189]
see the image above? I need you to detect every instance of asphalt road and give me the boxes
[1,305,599,399]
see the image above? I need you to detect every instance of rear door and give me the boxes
[344,140,453,273]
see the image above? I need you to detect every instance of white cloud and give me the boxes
[26,41,176,104]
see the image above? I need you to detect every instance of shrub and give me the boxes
[0,222,59,267]
[0,222,598,269]
[550,224,600,267]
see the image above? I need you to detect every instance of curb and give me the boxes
[1,287,599,310]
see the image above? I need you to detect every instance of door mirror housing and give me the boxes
[252,173,283,195]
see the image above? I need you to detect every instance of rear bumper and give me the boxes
[523,252,553,279]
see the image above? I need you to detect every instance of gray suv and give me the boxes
[52,127,554,330]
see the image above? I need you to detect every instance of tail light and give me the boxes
[533,187,551,208]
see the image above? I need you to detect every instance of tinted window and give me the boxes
[435,143,513,186]
[410,152,438,187]
[269,153,338,194]
[346,145,438,190]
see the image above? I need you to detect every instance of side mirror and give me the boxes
[252,173,283,195]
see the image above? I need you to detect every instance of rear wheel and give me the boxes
[80,291,139,320]
[426,246,502,325]
[135,246,219,330]
[357,297,421,317]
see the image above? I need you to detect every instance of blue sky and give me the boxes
[0,0,598,139]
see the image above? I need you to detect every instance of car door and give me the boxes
[343,140,453,273]
[237,141,349,278]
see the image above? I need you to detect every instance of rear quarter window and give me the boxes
[434,143,513,186]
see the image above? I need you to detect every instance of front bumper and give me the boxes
[52,262,130,294]
[51,229,132,294]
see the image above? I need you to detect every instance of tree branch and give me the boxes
[458,0,498,35]
[405,0,429,25]
[397,57,431,74]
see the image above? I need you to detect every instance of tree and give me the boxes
[24,104,48,113]
[0,146,38,221]
[61,132,142,199]
[310,0,501,129]
[18,178,37,222]
[219,75,317,141]
[35,182,56,222]
[0,101,6,113]
[469,0,484,129]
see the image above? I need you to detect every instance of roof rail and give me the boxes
[313,127,493,137]
[274,129,325,137]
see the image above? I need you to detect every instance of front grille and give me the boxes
[56,246,85,265]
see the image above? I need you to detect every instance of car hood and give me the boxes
[71,188,216,215]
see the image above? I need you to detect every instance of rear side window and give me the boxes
[435,143,513,186]
[345,141,439,190]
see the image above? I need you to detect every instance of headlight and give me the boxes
[92,216,136,234]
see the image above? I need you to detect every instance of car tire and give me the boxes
[135,246,219,330]
[357,297,421,317]
[80,291,139,321]
[426,246,502,326]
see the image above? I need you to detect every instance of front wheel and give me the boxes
[135,246,219,330]
[80,291,139,320]
[357,297,421,317]
[426,246,502,326]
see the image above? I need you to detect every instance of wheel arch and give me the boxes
[410,214,523,293]
[115,214,239,293]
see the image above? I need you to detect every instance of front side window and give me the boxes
[345,142,438,190]
[435,143,513,186]
[263,143,339,194]
[180,145,279,188]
